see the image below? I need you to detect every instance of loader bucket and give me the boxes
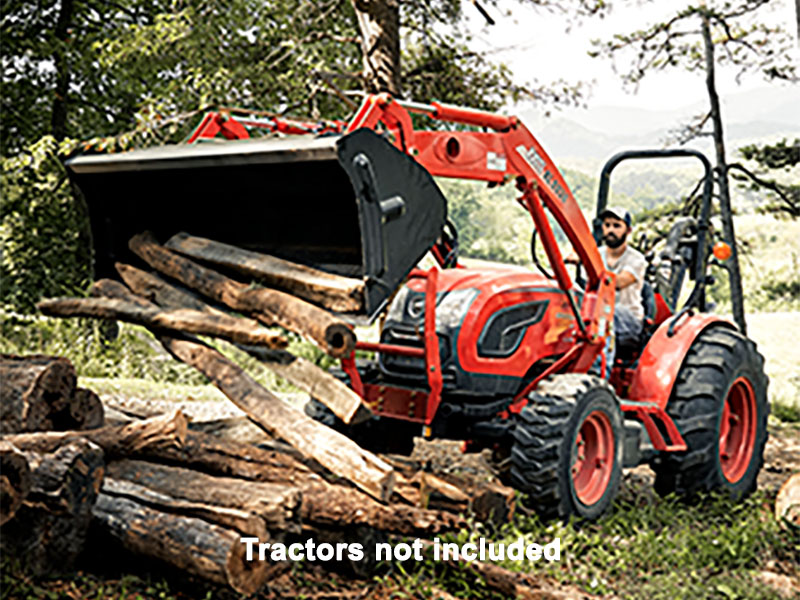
[65,128,447,320]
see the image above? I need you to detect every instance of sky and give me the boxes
[463,0,800,117]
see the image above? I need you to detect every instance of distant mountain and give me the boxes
[520,85,800,171]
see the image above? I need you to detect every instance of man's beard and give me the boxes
[604,232,626,249]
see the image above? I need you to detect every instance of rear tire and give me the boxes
[510,374,624,520]
[652,326,769,499]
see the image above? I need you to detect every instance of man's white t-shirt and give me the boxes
[600,245,647,322]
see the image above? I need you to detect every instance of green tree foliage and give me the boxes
[1,0,607,311]
[1,137,91,312]
[732,138,800,218]
[592,0,798,331]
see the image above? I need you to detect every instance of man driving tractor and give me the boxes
[599,206,646,350]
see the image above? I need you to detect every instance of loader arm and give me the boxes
[345,95,605,289]
[345,95,613,364]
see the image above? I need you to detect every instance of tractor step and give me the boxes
[622,420,657,468]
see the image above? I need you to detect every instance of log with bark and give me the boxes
[105,459,301,533]
[92,493,271,595]
[129,232,355,357]
[114,262,231,317]
[188,416,272,445]
[165,232,366,313]
[70,388,105,430]
[90,277,394,502]
[1,409,187,456]
[0,440,31,525]
[384,454,516,524]
[1,439,104,574]
[160,337,395,502]
[37,297,288,349]
[106,268,371,425]
[0,354,76,433]
[136,430,463,537]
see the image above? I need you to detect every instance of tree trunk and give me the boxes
[795,0,800,44]
[1,409,187,456]
[51,0,74,140]
[0,440,31,525]
[701,13,746,335]
[1,439,104,574]
[351,0,401,95]
[165,233,366,313]
[106,268,371,425]
[0,354,76,433]
[105,459,301,533]
[92,493,271,595]
[37,297,288,349]
[128,232,355,357]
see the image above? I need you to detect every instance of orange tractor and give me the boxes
[66,95,768,519]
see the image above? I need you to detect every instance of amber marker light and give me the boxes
[713,241,732,261]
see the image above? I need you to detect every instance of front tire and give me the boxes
[510,374,624,520]
[652,325,769,499]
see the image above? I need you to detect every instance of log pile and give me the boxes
[1,231,536,597]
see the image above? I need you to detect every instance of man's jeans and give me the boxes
[594,305,642,379]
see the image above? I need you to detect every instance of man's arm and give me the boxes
[616,250,647,290]
[615,271,637,290]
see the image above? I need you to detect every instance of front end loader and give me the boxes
[66,94,769,520]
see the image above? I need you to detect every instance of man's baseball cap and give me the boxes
[600,206,632,227]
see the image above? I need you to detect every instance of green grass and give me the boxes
[386,490,799,599]
[0,311,334,397]
[0,559,220,600]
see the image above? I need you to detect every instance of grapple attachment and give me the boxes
[66,128,447,319]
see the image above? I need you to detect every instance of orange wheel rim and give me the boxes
[572,410,615,505]
[719,377,757,483]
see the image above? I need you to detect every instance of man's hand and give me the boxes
[564,251,580,265]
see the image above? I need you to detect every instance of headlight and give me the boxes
[435,288,479,330]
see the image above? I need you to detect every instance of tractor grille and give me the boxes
[378,324,454,386]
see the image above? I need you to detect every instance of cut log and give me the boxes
[37,297,288,349]
[70,388,105,430]
[385,455,516,524]
[160,335,395,501]
[0,440,31,525]
[1,439,104,574]
[106,459,301,532]
[115,263,231,317]
[139,431,463,536]
[0,354,76,433]
[90,278,392,501]
[128,232,355,357]
[165,232,365,313]
[141,430,315,482]
[108,266,371,425]
[92,493,270,595]
[1,409,187,456]
[238,345,373,425]
[101,477,270,541]
[189,416,272,445]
